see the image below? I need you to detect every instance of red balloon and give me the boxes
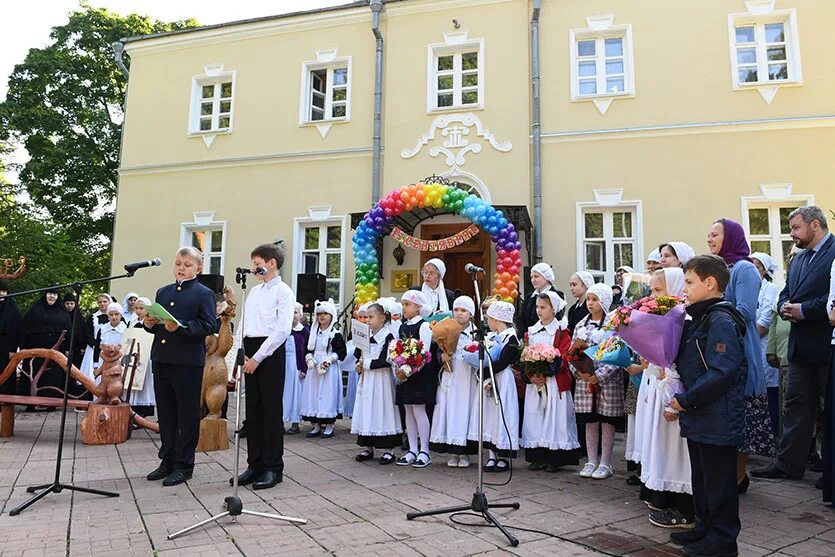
[384,207,394,217]
[496,264,506,273]
[509,250,520,259]
[502,257,514,267]
[497,249,507,259]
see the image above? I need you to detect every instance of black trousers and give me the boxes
[687,440,740,549]
[243,337,285,474]
[153,362,203,471]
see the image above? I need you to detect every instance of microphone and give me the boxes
[255,266,267,276]
[235,267,268,276]
[124,258,161,274]
[464,263,484,274]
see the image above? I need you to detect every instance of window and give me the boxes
[428,39,484,112]
[184,226,225,275]
[188,69,236,135]
[570,23,634,104]
[581,209,636,283]
[298,222,345,305]
[728,9,802,90]
[745,204,801,282]
[301,60,351,123]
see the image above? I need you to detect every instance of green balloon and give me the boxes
[441,194,450,206]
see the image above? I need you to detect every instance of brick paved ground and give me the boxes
[0,404,831,557]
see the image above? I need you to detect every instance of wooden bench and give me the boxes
[0,395,91,437]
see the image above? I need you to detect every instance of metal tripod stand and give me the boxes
[168,268,307,539]
[405,268,520,546]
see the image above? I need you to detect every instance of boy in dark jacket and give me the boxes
[669,255,746,557]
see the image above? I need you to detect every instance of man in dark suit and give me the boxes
[753,206,835,480]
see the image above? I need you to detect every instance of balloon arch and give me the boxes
[352,177,523,305]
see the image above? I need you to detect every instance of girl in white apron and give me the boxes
[301,299,346,438]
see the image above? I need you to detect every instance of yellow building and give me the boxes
[112,0,835,311]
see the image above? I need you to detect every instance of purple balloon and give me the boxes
[497,228,508,238]
[509,232,518,242]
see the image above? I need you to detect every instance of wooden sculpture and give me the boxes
[196,286,236,452]
[93,344,125,405]
[0,256,26,280]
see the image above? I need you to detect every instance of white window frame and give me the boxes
[299,57,352,125]
[575,190,643,284]
[292,208,347,306]
[741,185,813,283]
[569,21,635,106]
[727,8,802,92]
[180,212,227,277]
[187,68,236,137]
[427,37,485,113]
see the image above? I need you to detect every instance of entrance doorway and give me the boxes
[420,222,491,300]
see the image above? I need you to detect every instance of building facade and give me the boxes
[112,0,835,310]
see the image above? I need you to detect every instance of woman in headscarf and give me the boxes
[567,271,595,332]
[416,258,454,314]
[0,280,23,396]
[645,249,663,273]
[518,262,567,332]
[62,292,92,370]
[612,265,634,307]
[122,292,139,327]
[708,218,774,493]
[19,288,73,400]
[659,242,696,269]
[750,252,781,440]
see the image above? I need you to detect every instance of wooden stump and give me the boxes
[196,418,229,452]
[0,404,14,438]
[80,403,131,445]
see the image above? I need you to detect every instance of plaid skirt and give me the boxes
[573,364,625,418]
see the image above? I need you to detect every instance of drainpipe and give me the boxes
[110,40,130,281]
[530,0,542,263]
[370,0,384,204]
[112,41,129,78]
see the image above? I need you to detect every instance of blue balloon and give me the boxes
[475,204,487,217]
[498,218,508,229]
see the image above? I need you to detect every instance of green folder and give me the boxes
[146,303,187,328]
[424,312,453,323]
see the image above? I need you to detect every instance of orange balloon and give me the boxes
[511,274,520,283]
[405,202,415,211]
[400,190,410,202]
[500,272,511,282]
[499,287,510,297]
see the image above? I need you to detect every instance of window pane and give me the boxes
[437,75,453,90]
[332,88,347,101]
[735,26,755,43]
[437,93,453,107]
[311,109,324,121]
[606,77,625,93]
[304,227,320,250]
[577,40,595,56]
[209,256,221,275]
[437,55,453,71]
[738,68,758,83]
[585,242,605,271]
[219,100,231,113]
[765,23,785,43]
[462,52,478,71]
[779,207,798,234]
[613,212,632,238]
[326,253,341,279]
[579,61,596,77]
[312,92,325,109]
[332,105,346,118]
[218,116,230,129]
[303,253,319,274]
[782,240,795,263]
[584,212,603,238]
[750,240,771,255]
[211,230,223,252]
[605,38,623,57]
[191,231,205,251]
[201,85,214,99]
[326,281,340,305]
[737,48,757,65]
[462,73,478,87]
[605,60,624,75]
[311,70,326,93]
[201,102,213,116]
[614,243,634,269]
[462,90,478,104]
[333,68,348,86]
[748,208,770,235]
[327,226,341,249]
[768,63,788,81]
[199,118,212,131]
[220,82,232,98]
[579,80,597,95]
[767,47,786,61]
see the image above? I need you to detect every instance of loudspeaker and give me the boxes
[297,273,326,312]
[198,274,224,294]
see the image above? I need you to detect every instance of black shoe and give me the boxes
[528,462,544,471]
[238,422,248,438]
[808,454,824,473]
[750,464,794,479]
[737,474,750,494]
[544,464,560,473]
[146,464,172,481]
[649,508,696,529]
[285,424,300,434]
[253,470,281,490]
[815,477,823,490]
[670,529,708,546]
[626,474,642,486]
[682,539,738,557]
[162,469,192,487]
[230,468,260,486]
[355,449,374,462]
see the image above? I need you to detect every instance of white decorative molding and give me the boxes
[759,183,793,200]
[592,189,624,205]
[443,31,469,45]
[315,48,339,62]
[757,87,779,105]
[193,211,216,225]
[204,64,225,76]
[439,167,492,204]
[401,113,511,174]
[744,0,776,15]
[308,206,333,220]
[315,123,332,139]
[586,15,615,31]
[592,98,614,116]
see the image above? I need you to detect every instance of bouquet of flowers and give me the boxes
[612,296,686,368]
[520,339,561,408]
[388,337,431,381]
[584,336,633,368]
[565,338,594,374]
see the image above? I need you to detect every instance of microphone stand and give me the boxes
[7,270,145,516]
[406,267,520,546]
[168,268,307,540]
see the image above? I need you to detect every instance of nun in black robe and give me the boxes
[0,280,23,395]
[19,289,73,399]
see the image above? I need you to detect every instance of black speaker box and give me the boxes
[197,273,224,294]
[297,273,326,311]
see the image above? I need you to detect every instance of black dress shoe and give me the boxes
[238,421,248,439]
[682,539,738,557]
[750,464,794,479]
[737,474,750,494]
[670,529,708,546]
[253,470,281,490]
[230,468,260,486]
[815,476,823,490]
[162,469,192,487]
[146,464,172,481]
